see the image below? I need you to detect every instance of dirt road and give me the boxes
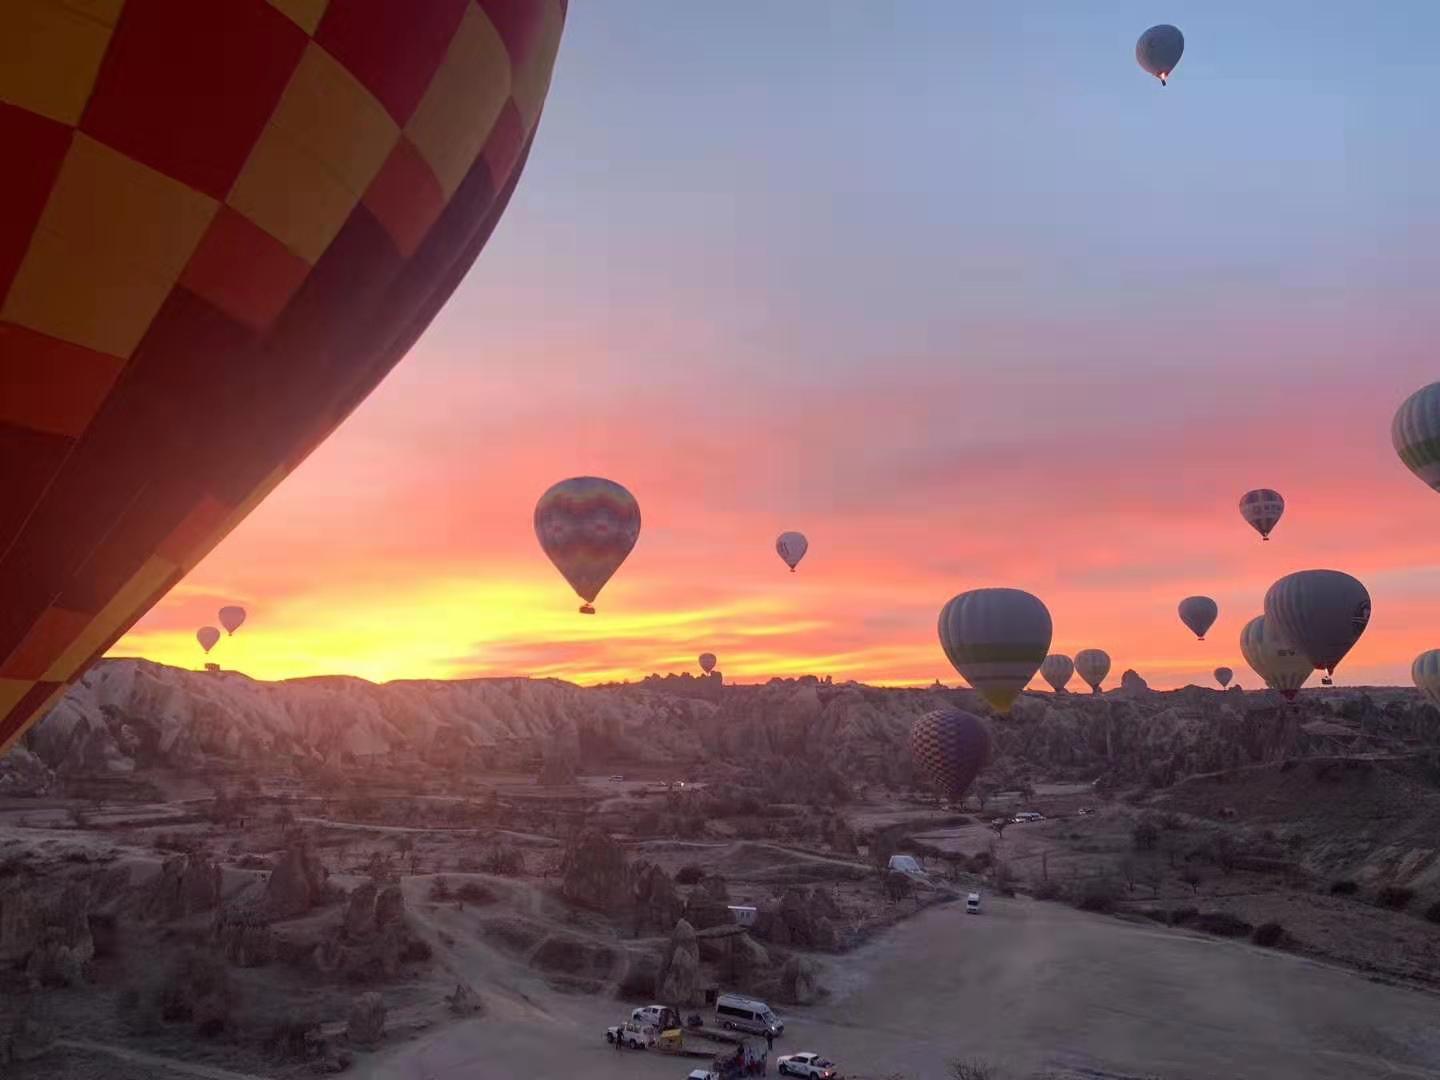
[356,896,1440,1080]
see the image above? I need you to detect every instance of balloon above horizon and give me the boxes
[1264,570,1371,684]
[534,478,641,615]
[218,606,246,636]
[1239,614,1312,700]
[699,652,717,675]
[0,5,566,757]
[1136,24,1184,85]
[938,588,1052,715]
[776,532,809,572]
[1412,651,1440,708]
[1214,666,1233,689]
[1393,382,1440,493]
[1041,654,1074,693]
[196,627,220,656]
[1239,489,1285,541]
[1075,649,1111,694]
[1178,596,1219,641]
[911,708,991,803]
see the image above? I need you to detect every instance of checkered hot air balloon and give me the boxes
[0,1,566,757]
[534,477,641,615]
[1239,489,1285,541]
[910,708,991,803]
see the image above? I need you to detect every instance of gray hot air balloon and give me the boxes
[1214,666,1233,688]
[699,652,717,675]
[1040,654,1074,693]
[1239,614,1312,700]
[196,626,220,655]
[937,588,1052,714]
[218,605,246,635]
[1392,382,1440,493]
[776,531,808,572]
[1178,596,1218,641]
[1263,570,1370,685]
[1412,650,1440,708]
[1075,649,1111,694]
[1239,489,1285,541]
[1136,24,1184,85]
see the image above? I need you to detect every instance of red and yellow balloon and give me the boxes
[0,0,565,754]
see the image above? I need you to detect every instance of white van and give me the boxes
[715,993,783,1037]
[966,892,982,914]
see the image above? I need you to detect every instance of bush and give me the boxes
[1329,879,1358,896]
[1193,912,1252,937]
[949,1061,997,1080]
[1424,900,1440,924]
[1031,879,1064,901]
[1132,817,1159,851]
[401,938,433,963]
[675,864,705,885]
[1377,885,1414,910]
[481,843,524,876]
[1073,877,1121,913]
[1252,921,1285,947]
[1168,906,1198,926]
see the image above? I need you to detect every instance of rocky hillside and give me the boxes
[4,659,1439,796]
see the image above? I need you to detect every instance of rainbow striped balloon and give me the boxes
[534,477,640,614]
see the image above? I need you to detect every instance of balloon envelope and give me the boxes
[196,626,220,655]
[0,7,566,757]
[534,478,641,614]
[218,606,246,635]
[937,588,1052,714]
[776,531,808,571]
[1264,570,1370,676]
[1040,654,1074,693]
[1239,614,1312,700]
[699,653,717,675]
[1412,650,1440,708]
[1214,667,1233,688]
[910,708,991,802]
[1178,596,1219,641]
[1239,489,1285,540]
[1075,649,1111,693]
[1136,24,1184,83]
[1392,382,1440,492]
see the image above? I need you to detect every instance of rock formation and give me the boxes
[346,992,386,1045]
[656,918,699,1006]
[561,828,629,913]
[264,843,330,920]
[1121,670,1150,694]
[631,861,683,933]
[778,955,821,1005]
[1,880,95,987]
[143,853,221,921]
[445,981,483,1016]
[684,874,733,930]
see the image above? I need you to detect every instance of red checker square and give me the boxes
[0,323,126,438]
[362,137,446,257]
[315,0,468,125]
[0,103,73,297]
[477,0,547,65]
[155,493,231,564]
[180,206,311,331]
[480,100,524,188]
[80,0,308,200]
[0,607,92,681]
[0,420,73,563]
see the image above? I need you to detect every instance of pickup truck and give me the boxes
[605,1020,655,1049]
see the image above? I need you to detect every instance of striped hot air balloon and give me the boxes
[1394,383,1440,493]
[1040,654,1074,693]
[1239,614,1311,700]
[0,3,566,757]
[1412,650,1440,709]
[1264,570,1370,685]
[1239,489,1285,540]
[937,588,1052,714]
[910,708,991,803]
[1075,649,1111,694]
[534,478,641,614]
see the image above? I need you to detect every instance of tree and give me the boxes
[1180,869,1203,896]
[1118,856,1138,893]
[882,870,914,905]
[972,780,999,812]
[989,818,1009,843]
[1132,816,1159,851]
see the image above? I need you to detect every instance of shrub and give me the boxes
[1132,817,1159,851]
[481,843,524,876]
[1074,877,1121,913]
[1193,912,1252,937]
[1252,921,1285,947]
[401,938,433,963]
[949,1061,997,1080]
[675,864,705,885]
[1031,879,1064,901]
[1424,900,1440,924]
[1377,885,1414,910]
[1168,906,1198,926]
[1329,879,1358,896]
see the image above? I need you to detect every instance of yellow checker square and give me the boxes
[268,42,398,197]
[2,134,217,357]
[511,0,565,133]
[0,0,122,125]
[0,677,35,721]
[41,554,177,682]
[267,0,329,36]
[404,1,510,198]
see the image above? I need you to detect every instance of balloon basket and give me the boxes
[579,604,595,615]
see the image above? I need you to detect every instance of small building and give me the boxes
[727,905,757,927]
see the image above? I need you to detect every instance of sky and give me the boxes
[112,1,1440,690]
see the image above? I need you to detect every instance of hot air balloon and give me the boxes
[0,7,566,758]
[699,653,717,675]
[937,589,1052,714]
[1239,489,1285,541]
[1392,382,1440,492]
[1075,649,1111,694]
[1214,667,1233,688]
[1263,570,1370,686]
[1136,24,1184,84]
[1412,650,1440,708]
[1238,614,1312,700]
[218,606,246,636]
[196,626,220,655]
[1041,654,1074,693]
[534,478,641,615]
[776,532,808,572]
[1178,596,1218,641]
[910,708,991,803]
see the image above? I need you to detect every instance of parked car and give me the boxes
[1077,807,1093,816]
[1011,811,1044,824]
[604,1020,655,1048]
[776,1051,839,1078]
[966,892,982,914]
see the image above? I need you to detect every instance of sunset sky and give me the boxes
[112,1,1440,690]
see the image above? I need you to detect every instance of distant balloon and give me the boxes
[218,606,246,636]
[1041,654,1074,693]
[938,588,1052,714]
[1239,489,1285,541]
[1412,650,1440,708]
[196,627,220,655]
[1214,667,1233,688]
[534,478,641,615]
[1136,24,1184,85]
[1178,596,1219,641]
[776,532,809,572]
[699,653,717,675]
[1263,570,1371,684]
[1075,649,1111,694]
[910,708,991,803]
[1238,614,1312,700]
[1392,382,1440,493]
